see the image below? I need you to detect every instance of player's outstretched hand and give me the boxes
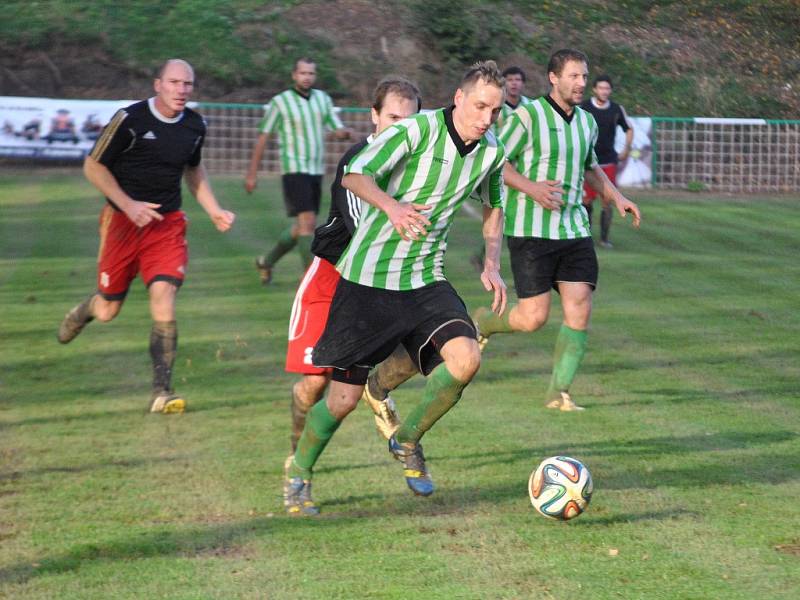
[388,202,432,241]
[616,196,641,228]
[481,268,507,315]
[211,210,236,232]
[244,174,257,194]
[529,180,564,210]
[125,201,163,227]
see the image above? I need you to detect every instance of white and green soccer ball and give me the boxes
[529,456,593,521]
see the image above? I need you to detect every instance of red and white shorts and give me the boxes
[583,163,617,204]
[285,256,340,374]
[96,205,188,300]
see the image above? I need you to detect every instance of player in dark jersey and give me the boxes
[580,75,633,248]
[282,77,421,514]
[57,59,235,414]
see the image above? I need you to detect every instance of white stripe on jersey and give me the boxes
[346,189,362,226]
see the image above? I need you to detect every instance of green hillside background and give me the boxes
[1,0,799,117]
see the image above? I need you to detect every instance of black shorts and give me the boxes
[282,173,322,216]
[507,236,598,298]
[312,279,476,376]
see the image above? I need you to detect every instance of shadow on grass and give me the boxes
[0,456,186,483]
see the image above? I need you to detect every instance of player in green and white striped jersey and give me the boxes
[473,66,536,272]
[474,49,641,412]
[244,58,351,283]
[284,62,509,512]
[493,66,535,134]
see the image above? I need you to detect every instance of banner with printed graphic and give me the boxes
[0,96,134,161]
[615,116,652,188]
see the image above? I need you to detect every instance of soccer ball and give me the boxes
[529,456,593,520]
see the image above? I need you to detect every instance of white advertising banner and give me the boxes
[0,96,134,161]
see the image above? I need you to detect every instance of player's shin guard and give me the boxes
[296,234,314,269]
[545,324,587,400]
[150,320,177,393]
[265,226,297,267]
[367,346,418,401]
[394,363,467,445]
[289,400,341,480]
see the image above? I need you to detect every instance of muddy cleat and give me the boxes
[149,390,186,414]
[545,391,585,412]
[388,435,435,497]
[57,299,95,344]
[476,331,489,352]
[283,476,320,516]
[599,240,614,249]
[361,386,401,440]
[255,256,273,285]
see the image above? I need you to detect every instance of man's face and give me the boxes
[549,60,588,107]
[505,73,525,98]
[154,61,194,117]
[371,92,418,135]
[593,81,612,103]
[453,80,504,142]
[292,61,317,92]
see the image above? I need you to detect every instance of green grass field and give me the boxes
[1,172,799,599]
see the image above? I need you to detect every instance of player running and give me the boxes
[57,59,235,413]
[283,61,509,515]
[473,49,641,412]
[284,77,422,483]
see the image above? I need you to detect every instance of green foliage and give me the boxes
[1,174,800,598]
[410,0,529,68]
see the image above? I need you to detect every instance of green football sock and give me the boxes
[265,226,297,267]
[473,305,516,336]
[395,363,467,445]
[289,399,341,480]
[545,324,588,400]
[296,234,314,269]
[367,346,418,401]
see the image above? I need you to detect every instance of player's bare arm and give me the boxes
[244,132,269,193]
[502,162,564,210]
[184,164,235,232]
[342,173,431,241]
[83,155,163,227]
[619,126,634,162]
[331,127,353,141]
[481,205,507,315]
[584,166,641,227]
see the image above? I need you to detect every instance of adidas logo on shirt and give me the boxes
[143,131,157,140]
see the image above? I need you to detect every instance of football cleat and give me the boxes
[149,390,186,414]
[283,474,319,517]
[57,302,94,344]
[388,435,434,497]
[255,256,273,285]
[545,391,585,412]
[361,385,401,440]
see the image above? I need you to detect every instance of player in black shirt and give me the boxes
[580,75,633,248]
[283,77,421,515]
[57,59,235,414]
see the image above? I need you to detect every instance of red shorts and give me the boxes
[285,256,339,374]
[583,163,617,204]
[96,205,188,300]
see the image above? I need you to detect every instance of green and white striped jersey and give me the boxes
[259,88,344,175]
[339,107,506,291]
[492,94,534,135]
[501,95,598,239]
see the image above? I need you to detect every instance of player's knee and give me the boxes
[516,310,548,332]
[93,299,120,322]
[443,340,481,382]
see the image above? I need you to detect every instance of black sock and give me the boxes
[150,320,177,393]
[601,205,613,242]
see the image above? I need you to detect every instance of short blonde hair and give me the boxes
[459,60,505,92]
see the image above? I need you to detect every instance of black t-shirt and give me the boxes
[579,98,630,165]
[89,98,206,213]
[311,137,369,264]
